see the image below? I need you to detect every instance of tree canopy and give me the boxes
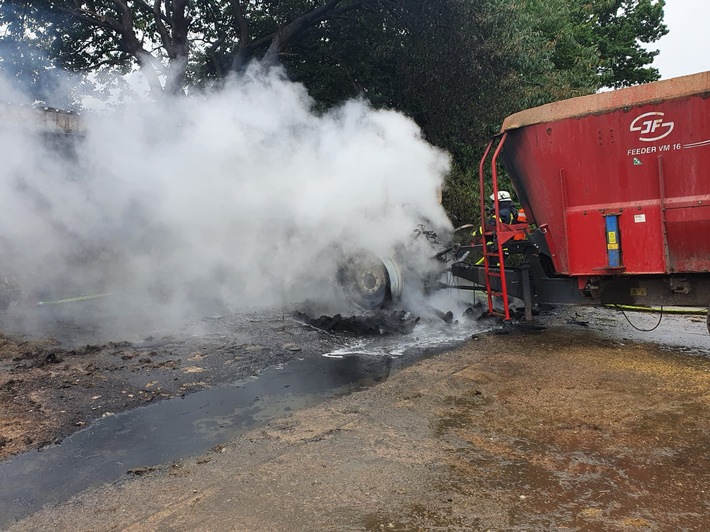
[1,0,374,95]
[0,0,668,221]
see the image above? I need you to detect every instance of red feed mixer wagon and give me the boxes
[451,70,710,325]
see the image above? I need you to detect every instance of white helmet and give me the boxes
[490,190,512,201]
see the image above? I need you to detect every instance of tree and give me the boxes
[586,0,668,88]
[0,0,667,222]
[1,1,667,98]
[267,0,665,222]
[493,0,667,108]
[1,1,374,94]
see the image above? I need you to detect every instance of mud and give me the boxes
[0,303,480,463]
[0,354,400,524]
[0,309,415,462]
[1,305,710,530]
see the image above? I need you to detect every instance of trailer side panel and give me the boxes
[502,75,710,277]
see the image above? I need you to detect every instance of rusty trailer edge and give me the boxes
[502,71,710,132]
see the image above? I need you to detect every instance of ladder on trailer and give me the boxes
[478,133,528,320]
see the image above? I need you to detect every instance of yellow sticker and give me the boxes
[607,243,619,250]
[607,232,617,244]
[630,288,647,296]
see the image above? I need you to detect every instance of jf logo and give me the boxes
[629,111,674,142]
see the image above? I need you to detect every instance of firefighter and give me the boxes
[471,190,518,264]
[490,190,517,225]
[471,191,518,242]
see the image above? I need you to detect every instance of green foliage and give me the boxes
[504,0,600,109]
[0,0,668,221]
[0,3,85,107]
[3,2,139,71]
[587,0,668,88]
[428,0,667,222]
[281,0,529,223]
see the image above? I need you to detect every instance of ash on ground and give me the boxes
[295,309,420,336]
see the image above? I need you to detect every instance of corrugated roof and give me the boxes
[0,102,84,134]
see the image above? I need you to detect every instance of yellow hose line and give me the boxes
[604,304,707,315]
[37,292,116,305]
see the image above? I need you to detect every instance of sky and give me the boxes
[649,0,710,79]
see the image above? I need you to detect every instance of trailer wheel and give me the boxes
[337,253,399,310]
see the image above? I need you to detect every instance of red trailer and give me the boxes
[451,71,710,322]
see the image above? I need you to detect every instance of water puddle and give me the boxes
[0,353,392,527]
[553,306,710,354]
[323,321,481,358]
[0,301,486,528]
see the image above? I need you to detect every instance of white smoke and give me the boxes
[0,65,452,337]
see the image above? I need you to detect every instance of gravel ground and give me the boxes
[3,305,710,531]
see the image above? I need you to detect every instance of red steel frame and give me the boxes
[478,133,528,320]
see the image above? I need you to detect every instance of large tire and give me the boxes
[337,253,391,311]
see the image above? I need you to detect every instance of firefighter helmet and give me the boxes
[490,190,512,201]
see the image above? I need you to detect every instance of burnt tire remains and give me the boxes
[337,253,391,310]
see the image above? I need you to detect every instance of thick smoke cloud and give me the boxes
[0,65,452,337]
